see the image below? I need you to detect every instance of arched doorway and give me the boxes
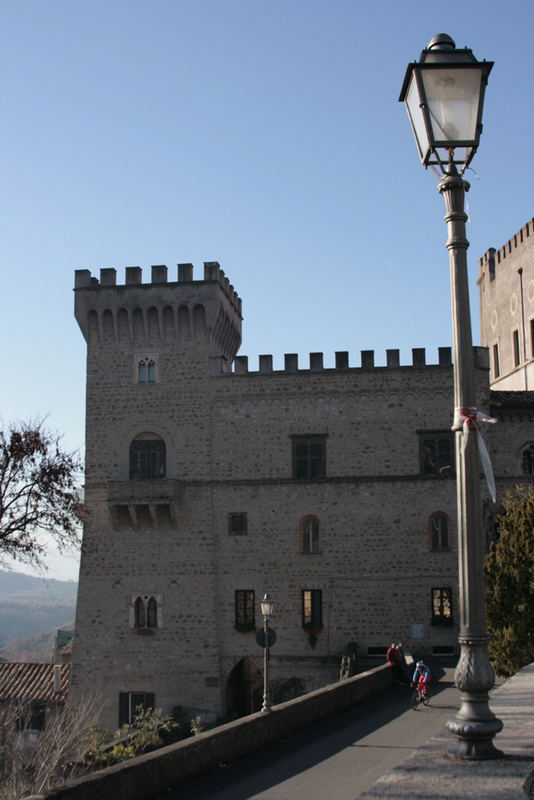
[226,658,263,718]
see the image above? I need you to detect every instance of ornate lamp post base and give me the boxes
[446,638,503,759]
[447,716,503,760]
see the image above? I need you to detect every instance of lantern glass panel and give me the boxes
[405,71,430,160]
[420,67,482,144]
[261,594,274,618]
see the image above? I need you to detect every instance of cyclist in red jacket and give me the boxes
[411,660,431,699]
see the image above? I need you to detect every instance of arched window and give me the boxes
[522,444,534,475]
[147,596,158,628]
[429,512,449,552]
[133,595,159,629]
[134,596,146,628]
[137,357,157,383]
[300,516,320,553]
[129,434,166,480]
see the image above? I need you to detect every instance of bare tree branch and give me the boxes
[0,694,103,800]
[0,420,83,569]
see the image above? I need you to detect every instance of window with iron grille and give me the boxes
[429,512,450,551]
[129,435,166,480]
[292,435,327,479]
[300,516,320,553]
[228,512,247,535]
[302,589,322,629]
[118,692,155,726]
[419,431,455,477]
[431,587,453,626]
[235,590,255,631]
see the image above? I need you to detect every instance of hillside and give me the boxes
[2,622,75,663]
[0,570,77,659]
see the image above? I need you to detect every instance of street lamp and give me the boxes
[400,34,502,759]
[260,593,274,712]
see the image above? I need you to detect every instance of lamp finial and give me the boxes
[427,33,456,51]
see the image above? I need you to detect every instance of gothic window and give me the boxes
[522,443,534,475]
[129,434,166,480]
[292,435,327,479]
[118,692,155,726]
[136,354,158,383]
[235,590,255,631]
[138,359,155,383]
[147,596,157,628]
[134,596,146,628]
[429,512,449,551]
[228,512,247,535]
[419,431,455,477]
[132,594,161,629]
[431,587,453,626]
[302,589,323,629]
[300,516,320,553]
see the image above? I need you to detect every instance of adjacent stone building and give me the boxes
[70,253,532,730]
[479,217,534,390]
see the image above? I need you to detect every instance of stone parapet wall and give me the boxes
[26,663,395,800]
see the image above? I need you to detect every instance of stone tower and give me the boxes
[478,217,534,390]
[71,262,242,728]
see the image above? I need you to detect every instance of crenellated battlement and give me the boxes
[478,217,534,282]
[74,261,242,361]
[209,346,490,376]
[74,261,241,315]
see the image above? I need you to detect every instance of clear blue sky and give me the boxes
[1,0,533,579]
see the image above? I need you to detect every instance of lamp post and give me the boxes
[260,593,274,712]
[400,34,502,759]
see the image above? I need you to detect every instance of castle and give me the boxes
[70,224,534,729]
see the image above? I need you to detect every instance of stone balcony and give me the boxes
[107,479,182,530]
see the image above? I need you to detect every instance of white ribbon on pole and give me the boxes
[454,407,497,502]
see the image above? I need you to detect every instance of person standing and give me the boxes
[396,640,410,682]
[386,642,403,685]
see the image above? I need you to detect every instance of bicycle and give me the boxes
[411,682,430,710]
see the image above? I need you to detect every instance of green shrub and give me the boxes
[485,485,534,676]
[190,716,205,736]
[269,677,305,704]
[82,705,183,768]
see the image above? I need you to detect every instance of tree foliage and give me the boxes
[485,485,534,677]
[82,705,184,768]
[0,421,82,568]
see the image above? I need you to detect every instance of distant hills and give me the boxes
[0,570,77,662]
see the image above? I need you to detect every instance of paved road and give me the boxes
[156,667,461,800]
